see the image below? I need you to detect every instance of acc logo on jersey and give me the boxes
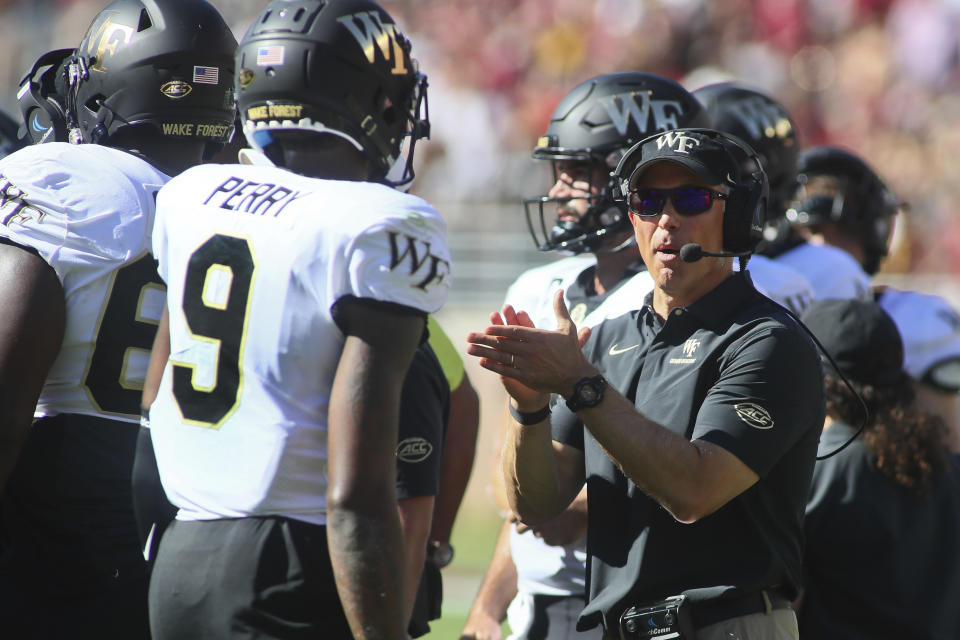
[735,403,774,430]
[337,10,409,75]
[161,81,193,100]
[397,437,433,463]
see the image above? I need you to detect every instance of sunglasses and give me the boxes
[629,186,727,217]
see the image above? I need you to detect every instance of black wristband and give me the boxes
[508,402,551,425]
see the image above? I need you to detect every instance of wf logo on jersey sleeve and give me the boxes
[387,231,450,292]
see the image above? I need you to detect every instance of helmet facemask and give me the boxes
[523,150,631,255]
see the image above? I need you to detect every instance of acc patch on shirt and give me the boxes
[397,437,433,463]
[735,403,774,430]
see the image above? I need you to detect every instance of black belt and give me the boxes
[690,589,791,629]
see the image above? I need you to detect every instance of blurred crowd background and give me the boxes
[1,2,957,633]
[2,0,959,298]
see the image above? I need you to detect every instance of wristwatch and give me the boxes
[565,375,607,412]
[426,540,454,569]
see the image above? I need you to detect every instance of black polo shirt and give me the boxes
[801,421,960,639]
[552,271,825,632]
[396,342,449,499]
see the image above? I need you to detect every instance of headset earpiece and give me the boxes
[714,132,768,253]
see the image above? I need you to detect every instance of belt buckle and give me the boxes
[619,595,693,639]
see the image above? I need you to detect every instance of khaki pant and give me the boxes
[696,608,799,640]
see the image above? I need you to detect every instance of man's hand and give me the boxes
[466,290,594,407]
[460,612,503,640]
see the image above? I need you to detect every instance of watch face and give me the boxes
[429,542,454,568]
[580,386,599,403]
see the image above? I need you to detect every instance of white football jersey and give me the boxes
[149,162,450,525]
[738,254,816,314]
[877,287,960,381]
[503,254,653,596]
[0,143,169,422]
[774,242,872,301]
[504,255,654,330]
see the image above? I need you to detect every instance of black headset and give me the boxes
[16,49,75,144]
[612,128,769,254]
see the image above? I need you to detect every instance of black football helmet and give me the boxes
[18,0,236,148]
[524,72,712,254]
[235,0,429,188]
[0,109,26,159]
[693,82,799,250]
[786,145,902,275]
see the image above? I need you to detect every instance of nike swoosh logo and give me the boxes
[31,114,49,132]
[608,343,640,356]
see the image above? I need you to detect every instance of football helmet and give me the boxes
[236,0,430,188]
[524,72,711,254]
[693,82,798,249]
[786,145,901,275]
[0,109,26,159]
[693,82,800,217]
[18,0,236,147]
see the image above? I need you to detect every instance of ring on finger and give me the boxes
[510,353,516,367]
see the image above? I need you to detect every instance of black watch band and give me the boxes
[509,402,551,426]
[565,375,607,412]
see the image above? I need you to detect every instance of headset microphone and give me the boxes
[678,243,752,263]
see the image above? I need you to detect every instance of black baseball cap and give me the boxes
[801,298,904,386]
[615,128,743,192]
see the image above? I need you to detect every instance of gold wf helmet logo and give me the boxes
[85,16,135,72]
[726,96,794,142]
[337,11,409,75]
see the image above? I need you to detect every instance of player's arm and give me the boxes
[133,305,175,557]
[421,317,480,545]
[395,342,446,630]
[327,298,424,640]
[460,517,516,640]
[398,495,434,623]
[142,305,169,411]
[0,241,65,493]
[430,370,479,544]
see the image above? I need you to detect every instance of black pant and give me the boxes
[130,426,178,563]
[0,414,150,639]
[149,516,353,639]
